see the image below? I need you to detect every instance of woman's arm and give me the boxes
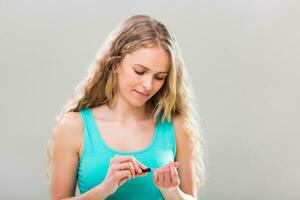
[50,112,110,200]
[166,114,198,200]
[60,184,108,200]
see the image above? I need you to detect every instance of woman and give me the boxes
[46,15,207,200]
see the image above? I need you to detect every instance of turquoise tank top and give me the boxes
[77,108,176,200]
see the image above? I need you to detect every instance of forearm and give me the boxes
[160,187,197,200]
[60,183,109,200]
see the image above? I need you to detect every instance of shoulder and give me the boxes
[50,112,83,198]
[172,114,192,150]
[172,113,184,132]
[172,113,185,138]
[54,111,83,135]
[52,111,83,152]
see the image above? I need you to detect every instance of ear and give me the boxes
[115,63,121,71]
[112,63,120,75]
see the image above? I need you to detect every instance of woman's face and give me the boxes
[115,46,170,108]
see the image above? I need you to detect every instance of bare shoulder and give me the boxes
[172,114,192,150]
[172,114,186,138]
[51,111,83,199]
[53,111,83,153]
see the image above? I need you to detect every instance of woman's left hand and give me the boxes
[153,161,181,196]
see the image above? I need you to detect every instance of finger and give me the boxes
[174,161,179,168]
[163,161,179,169]
[129,162,136,178]
[171,163,180,186]
[129,156,148,174]
[168,161,179,168]
[171,163,180,185]
[118,162,136,178]
[119,156,145,174]
[115,169,132,181]
[135,171,148,177]
[157,169,164,186]
[134,158,148,170]
[111,154,124,164]
[128,156,142,175]
[163,164,171,187]
[153,169,158,185]
[170,162,178,182]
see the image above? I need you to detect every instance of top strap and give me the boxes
[79,108,100,155]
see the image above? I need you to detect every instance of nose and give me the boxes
[142,75,153,91]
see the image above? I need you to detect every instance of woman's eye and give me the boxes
[135,70,145,75]
[155,76,166,80]
[134,69,166,80]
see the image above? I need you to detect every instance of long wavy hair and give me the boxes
[46,14,207,190]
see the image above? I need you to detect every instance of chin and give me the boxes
[134,97,153,108]
[130,100,147,108]
[129,91,151,107]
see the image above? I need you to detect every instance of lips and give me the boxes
[134,90,150,96]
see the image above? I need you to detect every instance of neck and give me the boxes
[107,94,151,124]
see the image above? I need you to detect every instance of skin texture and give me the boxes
[50,46,197,200]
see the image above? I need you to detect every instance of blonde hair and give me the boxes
[46,14,207,190]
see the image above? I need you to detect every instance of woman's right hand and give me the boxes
[100,155,148,197]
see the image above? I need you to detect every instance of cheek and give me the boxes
[153,81,166,93]
[117,70,138,89]
[127,71,138,80]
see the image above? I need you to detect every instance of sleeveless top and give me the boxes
[77,108,177,200]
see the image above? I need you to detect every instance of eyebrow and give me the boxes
[133,64,169,74]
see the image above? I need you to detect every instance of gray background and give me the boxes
[1,0,299,199]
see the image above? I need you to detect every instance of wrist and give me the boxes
[160,186,182,200]
[95,182,110,199]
